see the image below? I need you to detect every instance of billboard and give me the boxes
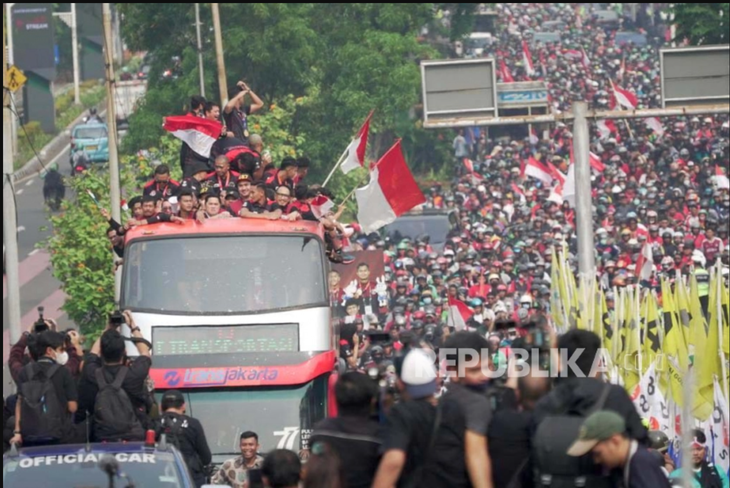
[76,3,105,80]
[660,45,730,108]
[421,58,498,128]
[11,3,56,81]
[497,81,549,108]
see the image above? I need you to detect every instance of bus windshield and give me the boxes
[122,235,327,314]
[176,378,328,457]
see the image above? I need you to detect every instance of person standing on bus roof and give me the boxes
[224,81,264,147]
[211,431,264,488]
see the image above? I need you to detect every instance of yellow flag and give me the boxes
[550,248,565,329]
[622,287,640,391]
[720,269,729,357]
[690,274,714,420]
[660,276,689,406]
[675,274,692,347]
[642,292,661,373]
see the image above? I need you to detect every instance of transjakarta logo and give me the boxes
[19,453,157,468]
[162,367,280,387]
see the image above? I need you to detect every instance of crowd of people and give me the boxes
[5,3,730,488]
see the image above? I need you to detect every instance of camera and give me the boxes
[109,310,125,328]
[33,307,49,334]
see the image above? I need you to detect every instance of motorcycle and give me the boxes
[71,150,91,176]
[42,164,66,212]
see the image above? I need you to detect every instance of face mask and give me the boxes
[55,350,69,366]
[422,298,433,305]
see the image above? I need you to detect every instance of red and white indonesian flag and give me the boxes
[597,119,617,140]
[522,40,535,77]
[448,296,473,331]
[311,195,335,220]
[635,242,654,281]
[612,82,638,110]
[355,140,426,233]
[580,47,591,69]
[524,156,553,185]
[714,166,730,190]
[163,115,223,158]
[644,117,665,137]
[500,59,515,83]
[547,162,566,185]
[340,111,373,175]
[590,151,605,173]
[563,163,576,207]
[564,49,582,60]
[547,182,564,205]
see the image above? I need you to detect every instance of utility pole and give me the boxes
[211,3,228,104]
[71,4,81,105]
[572,101,595,278]
[195,3,206,98]
[55,5,82,105]
[103,3,122,300]
[102,3,121,224]
[3,18,22,343]
[5,2,18,156]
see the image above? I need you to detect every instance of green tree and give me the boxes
[672,3,730,45]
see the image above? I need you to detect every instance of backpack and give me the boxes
[19,363,65,443]
[532,384,613,488]
[93,367,145,442]
[160,412,186,450]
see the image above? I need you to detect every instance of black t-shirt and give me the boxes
[242,200,281,215]
[223,105,252,145]
[381,398,471,488]
[18,358,78,415]
[205,172,240,195]
[159,412,212,480]
[311,416,382,488]
[488,408,534,488]
[77,354,152,423]
[179,177,203,197]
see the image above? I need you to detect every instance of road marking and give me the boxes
[25,179,34,187]
[28,248,40,257]
[3,250,51,299]
[17,226,26,233]
[15,189,23,195]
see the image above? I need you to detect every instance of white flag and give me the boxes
[632,362,671,433]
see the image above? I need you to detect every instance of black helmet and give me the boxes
[647,430,670,453]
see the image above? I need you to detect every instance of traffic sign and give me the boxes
[7,65,28,93]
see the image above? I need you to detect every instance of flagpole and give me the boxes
[715,260,729,399]
[322,146,350,187]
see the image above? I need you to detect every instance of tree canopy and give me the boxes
[672,3,730,45]
[118,3,467,185]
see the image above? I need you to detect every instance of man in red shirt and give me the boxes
[700,226,723,263]
[227,173,254,216]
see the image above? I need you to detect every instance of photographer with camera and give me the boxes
[77,311,151,441]
[10,330,81,447]
[9,308,83,384]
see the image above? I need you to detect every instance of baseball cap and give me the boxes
[191,161,210,176]
[237,173,252,183]
[567,410,626,457]
[161,389,185,408]
[398,349,437,400]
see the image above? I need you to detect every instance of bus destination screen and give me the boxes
[153,324,299,356]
